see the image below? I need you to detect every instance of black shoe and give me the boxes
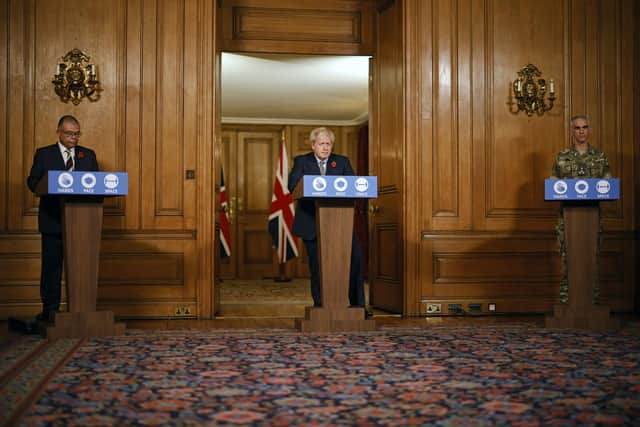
[8,317,39,334]
[36,311,55,322]
[365,309,374,319]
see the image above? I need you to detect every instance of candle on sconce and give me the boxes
[56,64,61,75]
[512,64,555,115]
[90,64,96,76]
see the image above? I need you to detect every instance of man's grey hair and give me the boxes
[570,115,589,127]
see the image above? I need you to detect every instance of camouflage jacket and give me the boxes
[550,145,611,179]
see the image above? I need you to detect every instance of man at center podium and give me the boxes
[288,127,369,316]
[26,115,99,322]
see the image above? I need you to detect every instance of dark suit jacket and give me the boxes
[27,143,99,234]
[288,152,355,240]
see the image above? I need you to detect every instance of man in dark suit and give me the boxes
[288,127,369,316]
[26,115,99,322]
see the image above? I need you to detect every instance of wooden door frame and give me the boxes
[401,0,421,316]
[210,0,414,317]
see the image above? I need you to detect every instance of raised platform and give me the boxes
[545,304,620,331]
[218,278,312,317]
[43,311,126,339]
[296,306,376,332]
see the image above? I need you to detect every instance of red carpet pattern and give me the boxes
[8,325,640,426]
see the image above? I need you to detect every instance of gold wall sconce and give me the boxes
[52,48,100,105]
[511,64,555,116]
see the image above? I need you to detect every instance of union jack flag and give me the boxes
[268,140,298,263]
[219,168,231,258]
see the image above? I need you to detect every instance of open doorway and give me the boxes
[216,53,370,316]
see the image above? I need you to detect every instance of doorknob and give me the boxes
[368,205,380,214]
[228,197,235,223]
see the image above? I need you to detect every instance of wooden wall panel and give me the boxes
[155,0,186,216]
[416,0,474,233]
[475,0,565,231]
[0,253,41,307]
[433,253,559,287]
[0,1,7,230]
[6,0,35,232]
[235,131,278,278]
[28,0,126,225]
[636,0,640,314]
[121,0,143,231]
[0,232,47,318]
[141,0,197,230]
[239,133,273,213]
[0,234,43,317]
[375,226,401,281]
[568,0,634,231]
[0,0,215,319]
[99,253,185,286]
[97,231,198,316]
[431,0,457,219]
[429,0,473,229]
[340,126,360,170]
[571,0,633,228]
[221,0,375,55]
[421,232,633,312]
[416,0,637,314]
[371,224,403,311]
[241,229,273,264]
[3,0,127,230]
[376,6,402,193]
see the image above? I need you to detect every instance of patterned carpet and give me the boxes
[2,324,640,426]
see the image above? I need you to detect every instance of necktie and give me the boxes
[65,150,73,170]
[319,161,326,175]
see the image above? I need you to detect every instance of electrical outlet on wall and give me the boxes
[426,303,442,314]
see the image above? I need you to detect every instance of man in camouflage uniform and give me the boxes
[550,115,611,304]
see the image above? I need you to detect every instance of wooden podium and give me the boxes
[293,176,376,333]
[36,172,126,339]
[544,178,620,331]
[545,204,619,330]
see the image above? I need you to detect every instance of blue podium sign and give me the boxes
[544,178,619,201]
[48,171,128,195]
[302,175,377,198]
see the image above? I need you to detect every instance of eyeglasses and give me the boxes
[62,131,81,138]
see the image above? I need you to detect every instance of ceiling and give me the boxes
[221,53,370,126]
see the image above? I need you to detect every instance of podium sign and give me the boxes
[301,175,377,198]
[544,178,619,201]
[48,171,128,195]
